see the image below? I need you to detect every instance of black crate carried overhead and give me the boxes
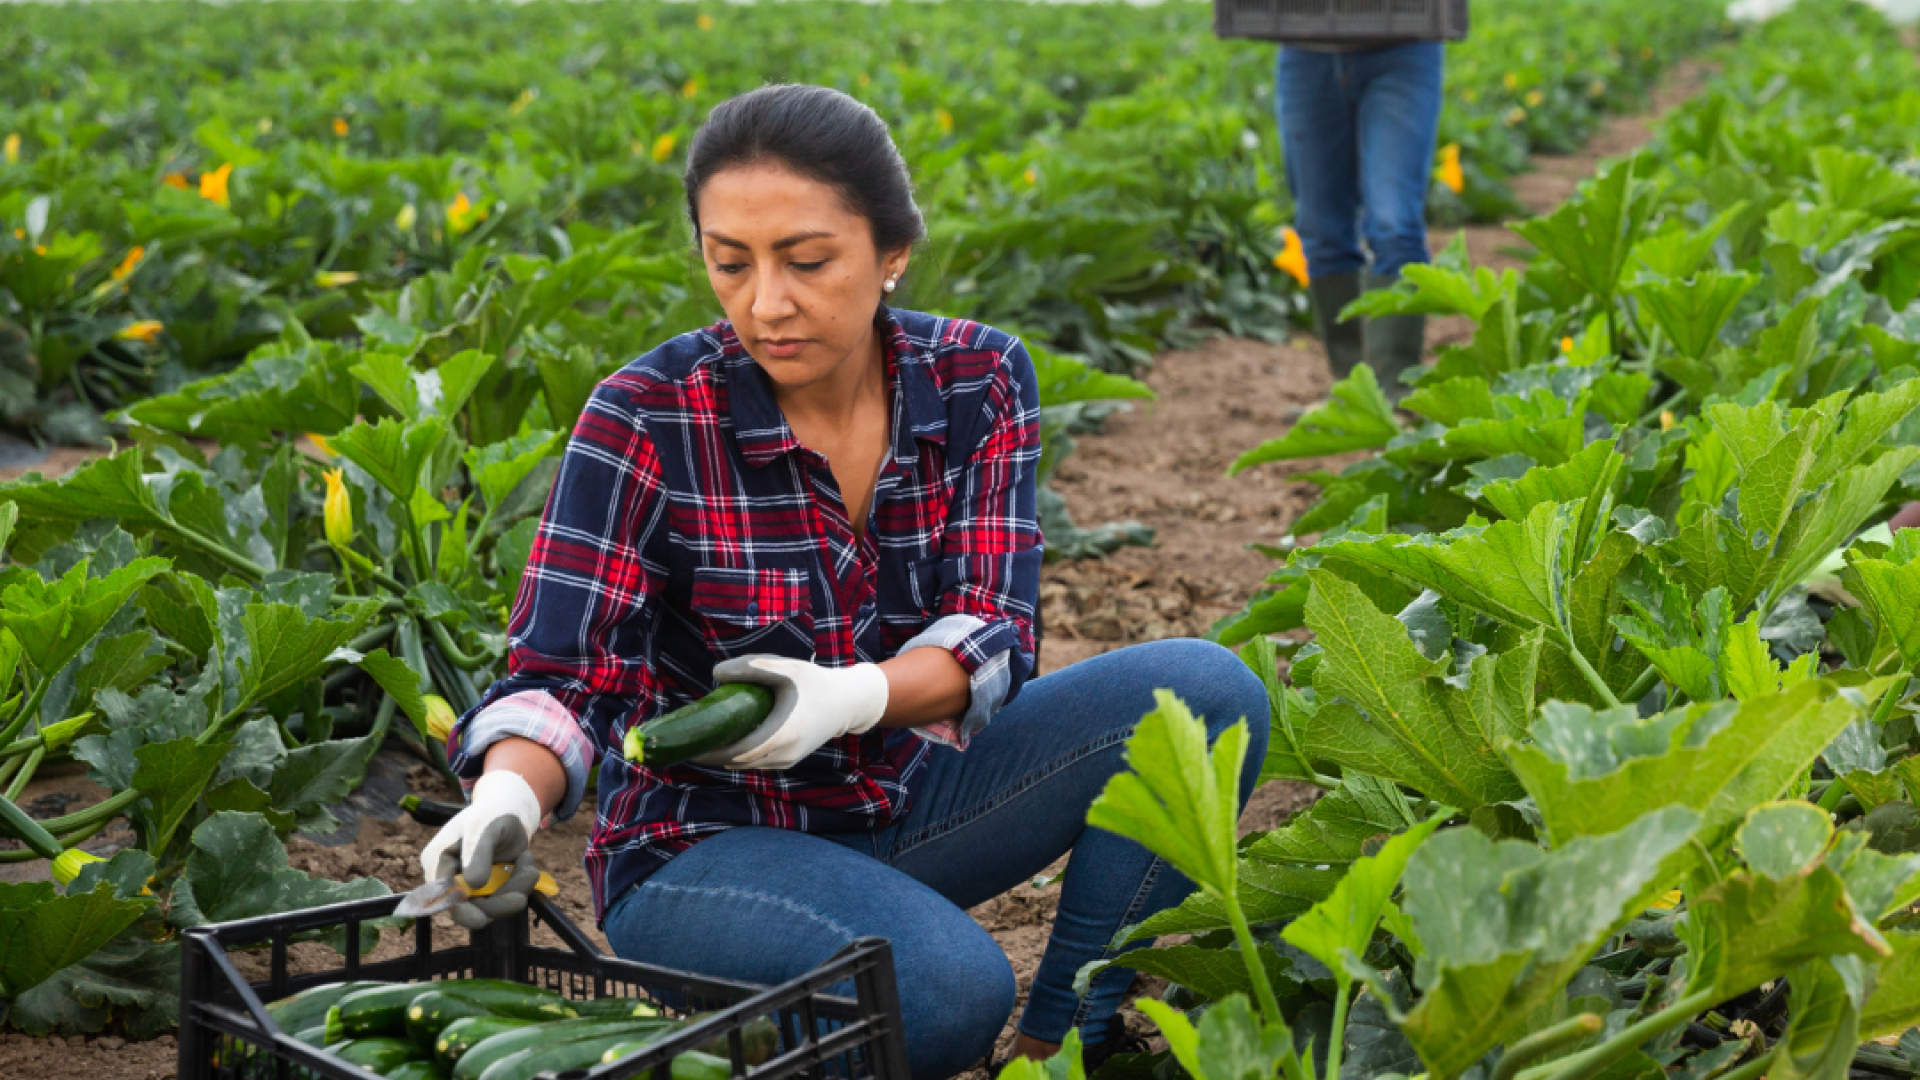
[178,892,910,1080]
[1215,0,1470,42]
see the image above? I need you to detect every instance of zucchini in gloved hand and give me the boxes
[621,684,773,767]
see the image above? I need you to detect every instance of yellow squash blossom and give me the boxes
[696,13,714,30]
[1504,106,1528,127]
[1274,227,1310,288]
[1560,336,1575,353]
[314,270,361,288]
[51,849,103,887]
[858,73,871,87]
[509,88,537,116]
[447,192,486,234]
[682,78,700,99]
[1524,89,1545,108]
[332,117,350,137]
[1660,410,1677,431]
[1024,168,1038,186]
[651,133,677,163]
[323,468,355,548]
[1649,888,1683,910]
[395,203,418,232]
[1502,71,1519,90]
[115,320,164,344]
[162,172,190,190]
[3,134,18,165]
[199,162,232,207]
[307,432,334,457]
[936,108,954,135]
[111,245,146,282]
[424,694,457,743]
[1434,143,1464,194]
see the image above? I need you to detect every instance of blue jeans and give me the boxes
[1276,41,1445,278]
[603,639,1270,1080]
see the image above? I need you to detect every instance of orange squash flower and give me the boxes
[1274,227,1310,287]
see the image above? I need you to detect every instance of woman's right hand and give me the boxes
[418,770,546,929]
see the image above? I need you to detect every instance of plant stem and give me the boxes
[5,746,43,801]
[1872,675,1911,726]
[1817,779,1850,812]
[1562,634,1624,709]
[1621,665,1660,706]
[1324,981,1350,1080]
[425,617,490,671]
[1520,989,1718,1080]
[39,787,141,834]
[1224,896,1285,1023]
[1691,837,1722,885]
[1492,1013,1605,1080]
[168,522,268,581]
[0,675,53,748]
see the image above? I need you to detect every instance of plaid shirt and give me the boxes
[447,307,1043,919]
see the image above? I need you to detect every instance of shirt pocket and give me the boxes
[690,566,815,657]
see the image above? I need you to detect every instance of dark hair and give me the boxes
[683,84,926,257]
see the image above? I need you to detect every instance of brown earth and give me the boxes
[1,59,1711,1080]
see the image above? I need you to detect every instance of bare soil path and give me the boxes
[1,59,1714,1080]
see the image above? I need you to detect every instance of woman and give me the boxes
[421,84,1270,1079]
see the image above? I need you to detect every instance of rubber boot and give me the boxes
[1362,270,1426,401]
[1307,271,1366,382]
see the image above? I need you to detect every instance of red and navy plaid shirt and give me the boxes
[447,307,1043,920]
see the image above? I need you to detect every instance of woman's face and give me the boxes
[696,163,910,394]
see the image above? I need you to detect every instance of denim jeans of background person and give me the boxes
[1276,40,1444,397]
[603,638,1271,1080]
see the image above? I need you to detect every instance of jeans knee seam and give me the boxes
[633,881,862,945]
[889,726,1136,860]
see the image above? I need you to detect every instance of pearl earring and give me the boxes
[884,278,897,293]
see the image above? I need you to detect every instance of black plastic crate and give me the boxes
[1215,0,1469,42]
[179,892,911,1080]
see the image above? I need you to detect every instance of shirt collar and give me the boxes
[723,306,948,470]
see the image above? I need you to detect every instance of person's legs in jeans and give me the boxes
[603,827,1016,1080]
[866,638,1271,1052]
[1353,40,1445,394]
[1276,47,1366,379]
[1354,40,1444,277]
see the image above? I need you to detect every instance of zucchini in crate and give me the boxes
[478,1030,695,1080]
[326,983,426,1041]
[601,1046,738,1080]
[266,980,390,1035]
[422,978,581,1024]
[435,1016,533,1068]
[331,1037,428,1072]
[387,1063,452,1080]
[621,684,774,767]
[453,1017,680,1080]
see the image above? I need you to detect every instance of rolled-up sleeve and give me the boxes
[905,339,1043,749]
[446,380,668,819]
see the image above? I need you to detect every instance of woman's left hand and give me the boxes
[697,655,891,769]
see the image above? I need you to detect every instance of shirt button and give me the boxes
[747,600,760,614]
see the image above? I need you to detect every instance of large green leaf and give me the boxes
[1031,343,1154,406]
[350,348,495,422]
[1083,942,1292,1005]
[1683,802,1889,1000]
[1847,542,1920,672]
[5,929,178,1038]
[1229,365,1400,474]
[1124,773,1417,941]
[464,428,565,514]
[130,734,232,854]
[269,732,382,834]
[327,416,449,503]
[1343,264,1515,322]
[0,882,152,1000]
[115,334,360,439]
[1771,959,1870,1080]
[1296,570,1536,809]
[0,556,168,678]
[1508,681,1859,843]
[1511,156,1655,304]
[236,599,379,713]
[1397,806,1699,1079]
[1281,813,1444,983]
[1138,995,1303,1080]
[1631,271,1759,363]
[1861,932,1920,1039]
[166,812,389,948]
[1088,691,1250,903]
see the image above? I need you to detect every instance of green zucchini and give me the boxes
[600,1043,737,1079]
[0,793,61,859]
[290,1025,328,1048]
[405,990,501,1046]
[598,1016,779,1068]
[327,983,427,1042]
[400,795,462,827]
[572,996,664,1021]
[331,1036,427,1072]
[387,1063,451,1080]
[621,684,774,767]
[419,979,580,1023]
[434,1016,533,1068]
[453,1018,679,1080]
[478,1032,678,1080]
[266,980,390,1035]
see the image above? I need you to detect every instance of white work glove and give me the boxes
[418,771,544,929]
[697,655,891,770]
